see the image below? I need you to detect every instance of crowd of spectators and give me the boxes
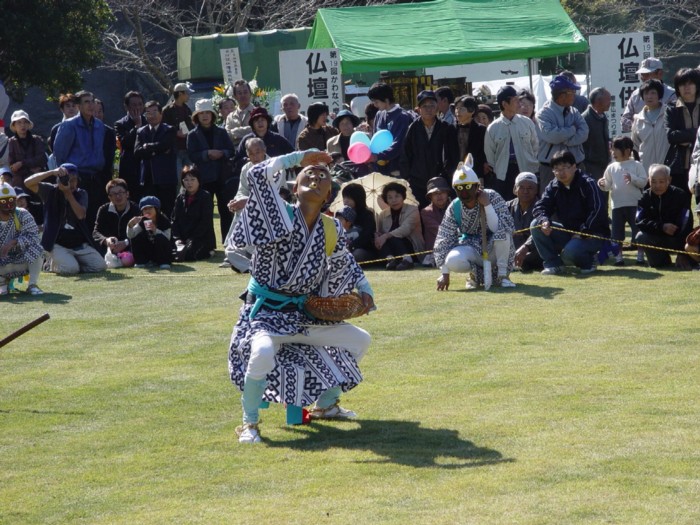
[2,57,700,295]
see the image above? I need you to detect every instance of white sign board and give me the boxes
[220,48,242,85]
[590,32,654,136]
[279,48,343,116]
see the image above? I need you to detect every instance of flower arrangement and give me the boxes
[211,69,280,115]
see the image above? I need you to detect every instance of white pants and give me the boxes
[247,323,371,380]
[50,243,107,275]
[444,236,511,276]
[0,257,42,285]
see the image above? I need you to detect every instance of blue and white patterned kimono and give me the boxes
[228,154,367,407]
[433,190,515,283]
[0,208,44,279]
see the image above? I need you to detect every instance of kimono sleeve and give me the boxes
[231,152,304,247]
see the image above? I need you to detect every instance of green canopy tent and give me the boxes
[178,28,312,85]
[307,0,588,74]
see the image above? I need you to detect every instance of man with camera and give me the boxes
[25,164,106,274]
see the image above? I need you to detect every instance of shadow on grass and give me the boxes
[0,408,86,416]
[268,419,514,469]
[579,267,663,280]
[452,283,565,299]
[3,292,72,304]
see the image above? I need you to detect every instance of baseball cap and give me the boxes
[549,75,580,92]
[637,58,663,74]
[173,82,194,93]
[417,90,438,106]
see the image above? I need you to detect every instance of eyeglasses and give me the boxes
[0,197,16,204]
[454,183,476,191]
[108,190,127,197]
[552,164,575,174]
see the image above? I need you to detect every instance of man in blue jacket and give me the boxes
[536,75,589,192]
[53,90,107,230]
[530,150,608,275]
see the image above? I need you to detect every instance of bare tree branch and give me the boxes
[102,0,398,94]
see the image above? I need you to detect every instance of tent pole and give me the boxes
[585,51,591,94]
[528,58,534,92]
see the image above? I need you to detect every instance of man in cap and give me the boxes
[162,82,194,177]
[536,75,589,191]
[227,149,375,444]
[484,85,540,200]
[0,183,45,295]
[25,164,106,274]
[530,150,608,275]
[420,176,452,267]
[434,155,515,290]
[620,57,677,133]
[52,90,108,229]
[506,172,543,272]
[400,90,458,208]
[560,71,589,114]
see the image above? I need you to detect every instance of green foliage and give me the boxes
[0,0,113,100]
[1,252,700,523]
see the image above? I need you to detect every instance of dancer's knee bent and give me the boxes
[246,334,277,380]
[444,247,476,273]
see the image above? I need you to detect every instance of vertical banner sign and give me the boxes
[590,33,654,136]
[220,48,243,86]
[279,49,343,116]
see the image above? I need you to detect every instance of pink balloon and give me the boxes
[118,251,135,267]
[347,142,371,164]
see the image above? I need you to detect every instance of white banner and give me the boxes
[220,48,243,86]
[279,49,343,116]
[590,32,654,137]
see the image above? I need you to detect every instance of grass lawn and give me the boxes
[1,249,699,524]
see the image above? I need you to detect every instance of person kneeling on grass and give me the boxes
[434,155,515,291]
[171,165,216,262]
[635,164,694,269]
[227,149,375,445]
[530,150,609,275]
[25,164,106,275]
[126,196,172,269]
[0,183,45,295]
[374,181,424,271]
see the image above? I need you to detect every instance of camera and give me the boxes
[58,174,70,186]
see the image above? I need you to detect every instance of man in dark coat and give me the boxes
[134,101,178,218]
[400,90,457,208]
[114,91,147,201]
[635,164,694,268]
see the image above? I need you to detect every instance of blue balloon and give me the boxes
[370,129,393,154]
[349,131,371,147]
